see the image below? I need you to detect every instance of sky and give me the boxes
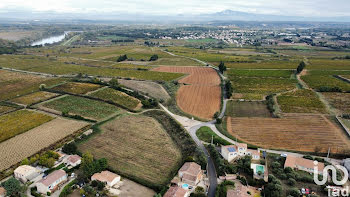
[0,0,349,17]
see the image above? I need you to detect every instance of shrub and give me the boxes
[288,188,300,197]
[117,54,128,62]
[149,54,159,61]
[287,178,296,186]
[62,142,77,154]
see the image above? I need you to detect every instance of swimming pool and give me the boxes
[182,183,189,189]
[256,165,264,174]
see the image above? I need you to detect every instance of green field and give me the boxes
[0,110,54,143]
[42,95,119,120]
[301,70,350,92]
[277,89,327,113]
[308,59,350,70]
[227,69,293,78]
[196,126,231,145]
[10,91,59,106]
[224,60,300,69]
[225,100,271,117]
[89,88,141,110]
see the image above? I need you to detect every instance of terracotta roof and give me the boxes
[14,165,38,175]
[247,149,260,156]
[236,143,247,150]
[38,170,66,186]
[163,186,187,197]
[91,171,120,183]
[284,155,325,172]
[179,162,201,177]
[182,173,197,182]
[227,185,249,197]
[67,155,81,164]
[0,187,5,195]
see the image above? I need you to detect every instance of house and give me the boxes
[91,171,121,187]
[227,185,249,197]
[178,162,202,186]
[247,149,260,160]
[163,186,189,197]
[63,155,81,167]
[284,155,325,174]
[14,165,41,183]
[36,170,67,194]
[0,187,6,197]
[221,143,252,162]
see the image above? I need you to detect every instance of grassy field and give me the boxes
[0,110,54,143]
[196,126,231,145]
[42,95,119,120]
[227,69,293,78]
[277,89,327,114]
[10,91,59,106]
[225,100,271,117]
[322,92,350,114]
[89,88,141,110]
[308,59,350,70]
[0,105,16,114]
[0,70,66,101]
[224,60,300,69]
[78,114,182,186]
[301,70,350,92]
[341,118,350,129]
[50,82,102,94]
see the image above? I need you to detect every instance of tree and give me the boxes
[288,188,301,197]
[117,54,128,62]
[81,152,95,177]
[21,158,29,165]
[1,177,22,196]
[225,80,233,98]
[149,54,159,61]
[218,61,226,73]
[296,61,306,74]
[287,178,296,186]
[62,142,78,154]
[213,112,220,119]
[109,78,119,88]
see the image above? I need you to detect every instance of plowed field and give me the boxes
[152,66,221,120]
[227,114,350,153]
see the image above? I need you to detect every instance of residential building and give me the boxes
[14,165,41,183]
[63,155,81,167]
[36,170,67,194]
[0,187,6,197]
[247,149,260,160]
[227,185,249,197]
[91,171,121,187]
[163,186,189,197]
[221,143,261,162]
[284,155,325,174]
[178,162,202,186]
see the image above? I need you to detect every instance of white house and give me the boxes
[221,144,261,162]
[247,149,261,160]
[91,171,121,187]
[36,170,67,194]
[63,155,81,167]
[14,165,41,183]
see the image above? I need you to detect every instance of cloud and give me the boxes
[0,0,349,17]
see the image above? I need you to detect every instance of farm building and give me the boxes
[36,170,67,194]
[63,155,81,167]
[221,143,260,162]
[0,187,5,197]
[163,186,189,197]
[91,171,121,187]
[284,155,325,174]
[14,165,41,183]
[226,185,249,197]
[178,162,202,186]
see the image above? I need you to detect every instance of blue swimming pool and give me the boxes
[182,183,189,189]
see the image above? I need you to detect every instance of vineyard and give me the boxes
[41,95,119,120]
[227,69,293,78]
[89,87,142,110]
[322,92,350,114]
[224,60,300,69]
[227,114,350,153]
[50,82,102,94]
[301,71,350,92]
[0,110,54,143]
[0,118,89,171]
[10,91,59,106]
[277,89,327,113]
[308,59,350,70]
[153,66,221,120]
[225,100,271,117]
[78,115,182,185]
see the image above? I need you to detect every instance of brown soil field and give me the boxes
[227,114,350,153]
[78,115,182,185]
[322,92,350,114]
[152,66,221,119]
[0,118,90,171]
[118,79,170,101]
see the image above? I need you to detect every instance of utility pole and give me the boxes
[327,147,330,159]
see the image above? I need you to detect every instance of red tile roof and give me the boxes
[163,186,187,197]
[67,155,81,164]
[179,162,201,177]
[284,155,325,172]
[38,170,66,186]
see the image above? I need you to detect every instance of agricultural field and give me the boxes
[149,57,202,66]
[342,75,350,80]
[41,95,119,120]
[0,70,66,101]
[227,69,293,78]
[308,59,350,70]
[341,118,350,130]
[226,114,350,153]
[153,66,221,120]
[0,105,16,114]
[0,31,37,41]
[0,110,54,143]
[224,60,300,69]
[78,115,182,185]
[225,100,271,117]
[50,82,102,94]
[10,91,59,106]
[301,70,350,92]
[277,89,327,114]
[89,88,141,110]
[118,79,170,101]
[322,92,350,114]
[275,49,350,58]
[0,118,89,171]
